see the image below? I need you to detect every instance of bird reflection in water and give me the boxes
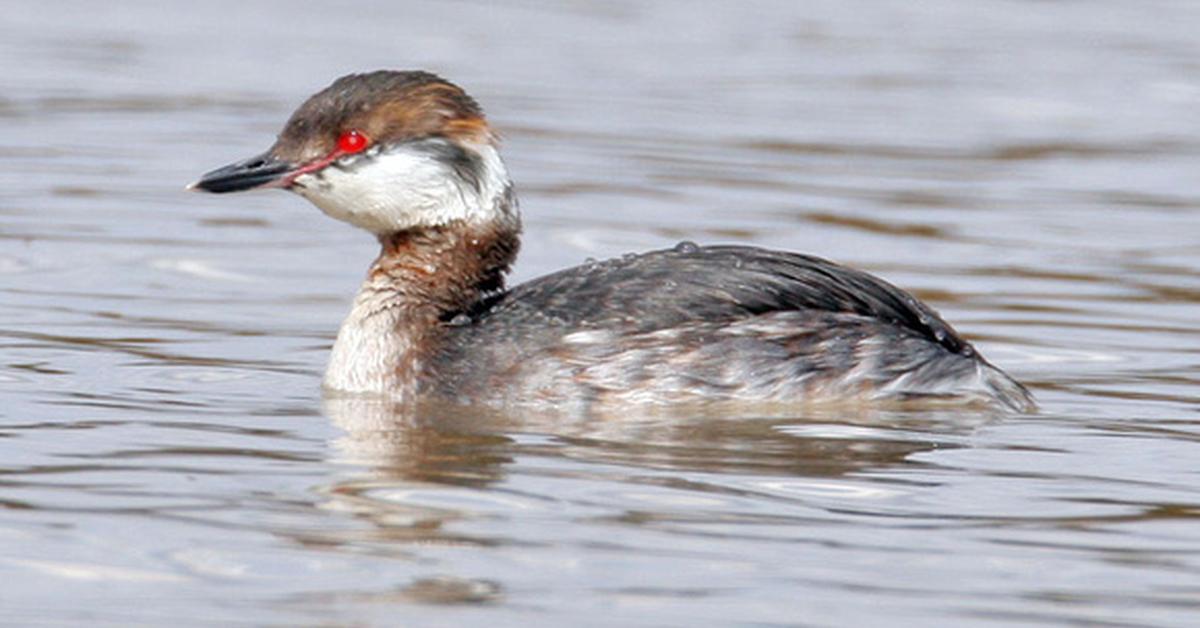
[320,396,998,527]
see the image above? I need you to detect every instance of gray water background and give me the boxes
[2,1,1199,625]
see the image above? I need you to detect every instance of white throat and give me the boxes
[292,139,514,234]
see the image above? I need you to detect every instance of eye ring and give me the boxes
[336,129,370,154]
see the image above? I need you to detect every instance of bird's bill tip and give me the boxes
[190,151,293,194]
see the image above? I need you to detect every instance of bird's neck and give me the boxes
[323,218,520,397]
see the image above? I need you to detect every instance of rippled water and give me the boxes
[3,1,1200,625]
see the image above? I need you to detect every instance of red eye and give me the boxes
[336,129,369,154]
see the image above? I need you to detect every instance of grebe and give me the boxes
[191,70,1034,412]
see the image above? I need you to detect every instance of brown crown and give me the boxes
[271,71,494,163]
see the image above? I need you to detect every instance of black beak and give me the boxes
[188,151,294,193]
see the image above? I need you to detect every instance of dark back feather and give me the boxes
[460,245,968,356]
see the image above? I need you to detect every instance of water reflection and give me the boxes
[319,395,1002,551]
[328,395,995,472]
[3,0,1200,623]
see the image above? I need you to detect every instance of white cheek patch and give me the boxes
[291,141,512,234]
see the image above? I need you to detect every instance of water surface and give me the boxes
[2,1,1199,625]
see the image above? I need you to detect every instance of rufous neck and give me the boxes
[323,218,520,397]
[369,219,519,316]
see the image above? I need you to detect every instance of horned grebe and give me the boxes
[191,70,1034,412]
